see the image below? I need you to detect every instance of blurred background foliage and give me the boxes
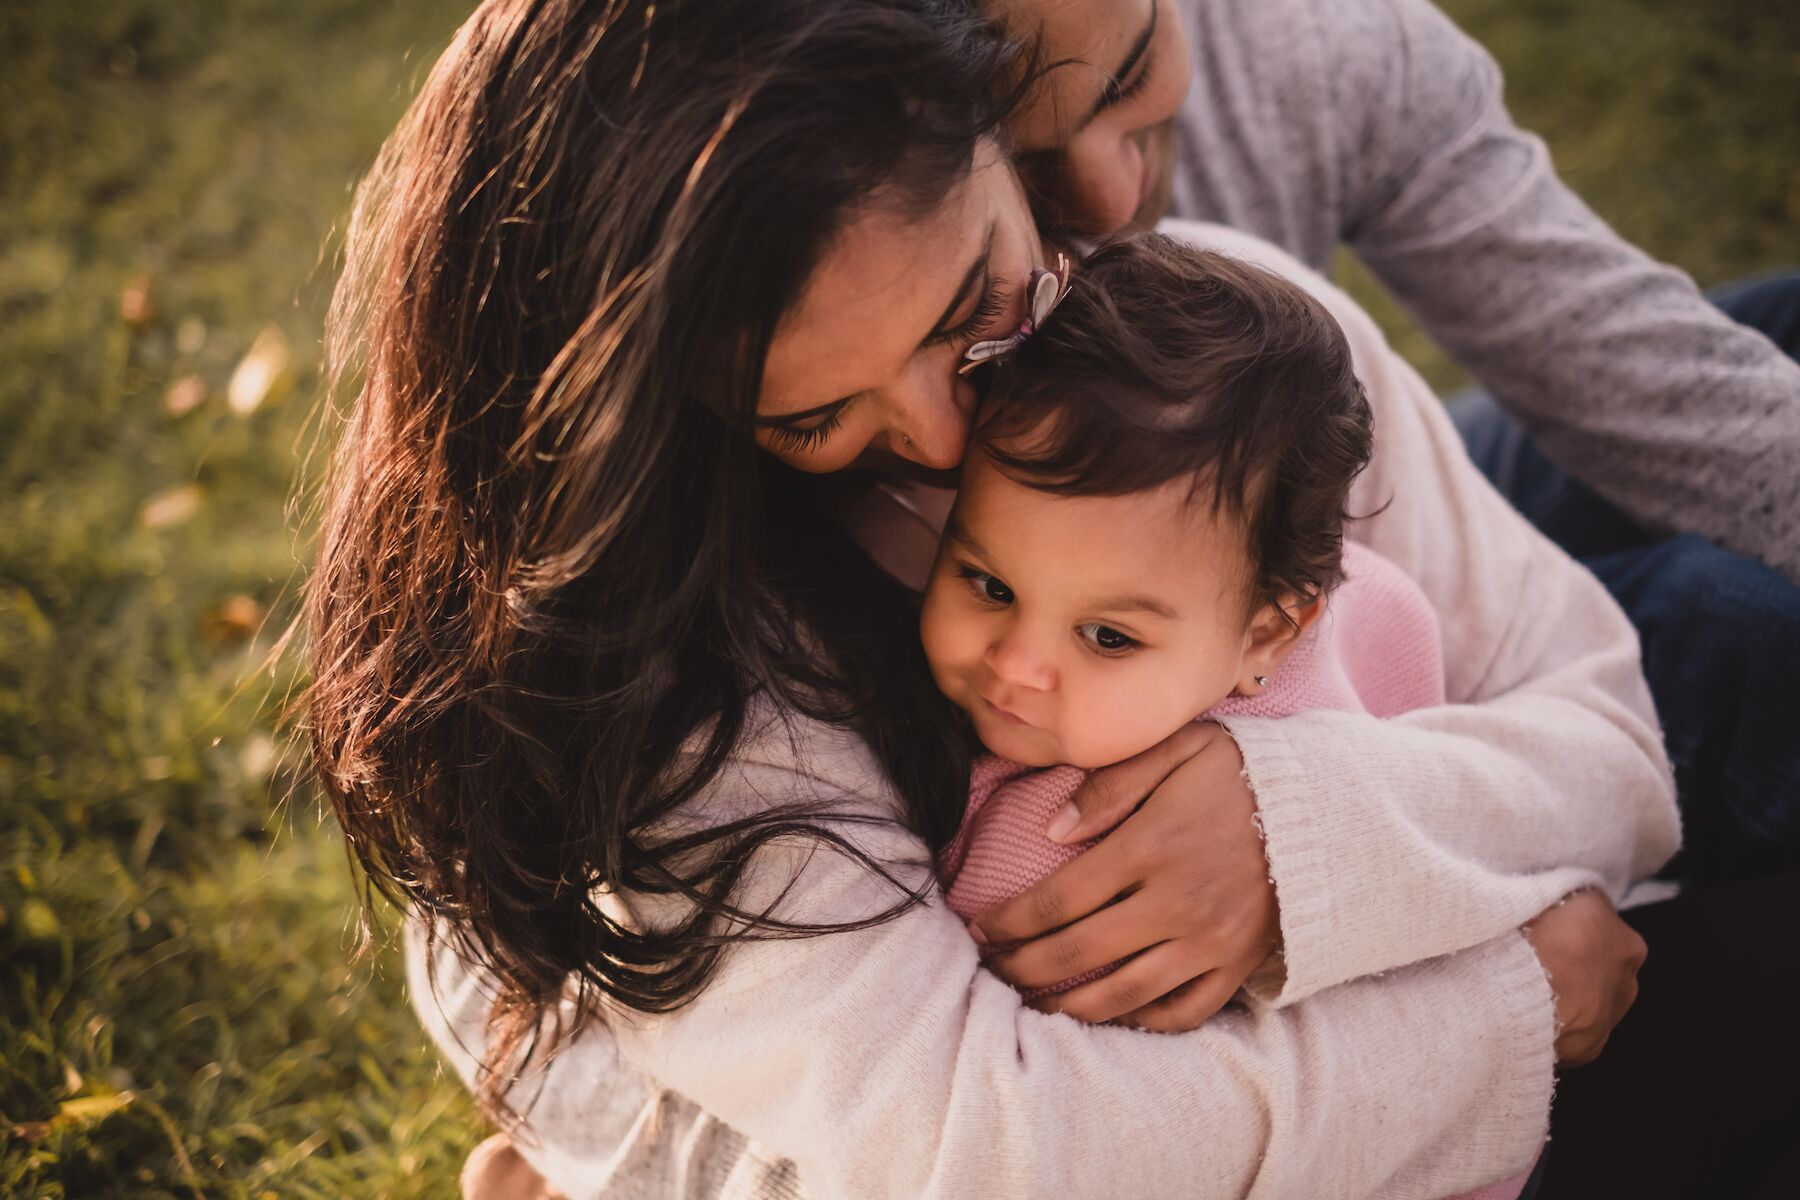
[0,0,1794,1194]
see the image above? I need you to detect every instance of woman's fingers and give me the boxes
[1032,940,1199,1025]
[969,829,1143,946]
[1523,889,1647,1069]
[1116,968,1242,1033]
[1052,721,1222,844]
[987,891,1179,990]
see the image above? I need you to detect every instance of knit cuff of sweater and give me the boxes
[1218,711,1613,1008]
[1384,930,1560,1196]
[1216,713,1346,1007]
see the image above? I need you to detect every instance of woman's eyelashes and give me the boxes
[928,275,1011,352]
[764,402,849,452]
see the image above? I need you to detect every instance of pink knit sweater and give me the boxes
[937,540,1528,1200]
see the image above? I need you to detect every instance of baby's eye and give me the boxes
[1077,623,1137,655]
[956,566,1013,605]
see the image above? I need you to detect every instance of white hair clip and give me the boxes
[958,251,1073,375]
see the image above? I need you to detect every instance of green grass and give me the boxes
[1,2,476,1194]
[1,0,1794,1194]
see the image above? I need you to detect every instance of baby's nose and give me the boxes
[985,630,1057,692]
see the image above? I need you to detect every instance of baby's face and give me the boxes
[920,445,1257,769]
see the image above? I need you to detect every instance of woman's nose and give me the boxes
[1058,129,1142,237]
[985,625,1057,692]
[889,364,974,469]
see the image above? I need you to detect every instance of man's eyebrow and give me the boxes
[1086,592,1179,620]
[756,222,995,428]
[1083,0,1157,128]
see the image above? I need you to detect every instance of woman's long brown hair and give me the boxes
[305,0,1017,1102]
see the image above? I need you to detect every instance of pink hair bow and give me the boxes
[958,252,1073,375]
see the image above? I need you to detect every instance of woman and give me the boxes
[308,0,1668,1195]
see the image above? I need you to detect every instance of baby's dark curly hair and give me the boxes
[978,234,1375,620]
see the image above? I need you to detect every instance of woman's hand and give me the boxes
[969,722,1279,1031]
[1523,889,1647,1067]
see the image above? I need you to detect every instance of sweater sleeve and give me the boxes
[405,918,807,1200]
[1158,220,1681,1007]
[407,701,1558,1199]
[577,737,1558,1200]
[1316,0,1800,580]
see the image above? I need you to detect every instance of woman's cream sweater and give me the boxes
[408,223,1679,1199]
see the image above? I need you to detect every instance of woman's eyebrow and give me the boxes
[1082,0,1157,129]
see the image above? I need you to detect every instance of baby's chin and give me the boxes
[967,712,1116,770]
[964,710,1061,768]
[971,715,1166,771]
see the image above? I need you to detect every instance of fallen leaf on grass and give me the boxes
[8,1092,137,1143]
[18,898,61,940]
[139,483,203,530]
[120,274,154,326]
[227,325,290,415]
[241,735,280,782]
[165,374,206,416]
[176,315,208,354]
[199,593,265,644]
[57,1094,135,1123]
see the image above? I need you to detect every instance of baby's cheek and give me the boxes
[1055,679,1156,768]
[919,589,975,688]
[1063,672,1211,769]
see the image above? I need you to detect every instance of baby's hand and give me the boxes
[970,722,1280,1031]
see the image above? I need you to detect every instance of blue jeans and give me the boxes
[1449,271,1800,884]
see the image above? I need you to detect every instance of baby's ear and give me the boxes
[1238,593,1326,695]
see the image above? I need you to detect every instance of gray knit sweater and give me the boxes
[1167,0,1800,582]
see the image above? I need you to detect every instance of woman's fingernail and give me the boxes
[1047,803,1079,842]
[966,922,989,946]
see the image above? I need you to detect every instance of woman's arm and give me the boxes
[406,919,804,1200]
[506,736,1561,1200]
[967,220,1678,1015]
[1153,219,1681,1005]
[1316,0,1800,580]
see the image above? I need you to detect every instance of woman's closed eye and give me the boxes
[1077,622,1138,656]
[926,274,1010,353]
[765,274,1013,454]
[763,402,850,452]
[956,564,1014,605]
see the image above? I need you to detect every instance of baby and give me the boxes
[922,234,1446,990]
[922,237,1534,1199]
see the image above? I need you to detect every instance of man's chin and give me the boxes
[1129,121,1177,233]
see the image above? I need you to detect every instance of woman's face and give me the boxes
[756,139,1047,477]
[996,0,1193,238]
